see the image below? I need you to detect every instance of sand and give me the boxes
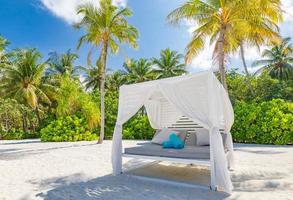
[0,139,292,200]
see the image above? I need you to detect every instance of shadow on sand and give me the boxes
[36,174,230,200]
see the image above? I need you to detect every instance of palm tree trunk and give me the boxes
[35,106,41,125]
[22,112,28,133]
[218,25,228,91]
[98,42,108,144]
[240,43,254,95]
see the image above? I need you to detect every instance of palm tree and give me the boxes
[0,48,54,123]
[0,36,10,67]
[123,58,154,83]
[152,48,186,79]
[252,37,293,81]
[46,50,79,79]
[237,0,282,94]
[106,70,127,91]
[75,0,139,143]
[79,66,101,91]
[167,0,281,91]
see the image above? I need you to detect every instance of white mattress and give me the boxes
[124,143,210,160]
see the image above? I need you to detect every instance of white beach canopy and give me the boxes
[111,70,235,193]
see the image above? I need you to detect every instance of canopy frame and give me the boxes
[111,70,235,193]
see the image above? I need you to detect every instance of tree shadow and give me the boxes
[0,142,97,160]
[234,149,285,154]
[232,170,292,192]
[0,139,42,145]
[36,174,230,200]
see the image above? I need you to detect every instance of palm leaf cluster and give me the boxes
[46,49,79,79]
[0,49,52,109]
[253,37,293,81]
[167,0,283,89]
[80,48,187,91]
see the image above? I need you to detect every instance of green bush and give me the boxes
[123,114,155,140]
[232,99,293,145]
[0,129,38,140]
[40,115,98,142]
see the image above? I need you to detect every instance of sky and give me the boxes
[0,0,293,73]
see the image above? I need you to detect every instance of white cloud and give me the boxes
[282,0,293,23]
[40,0,127,24]
[187,39,215,72]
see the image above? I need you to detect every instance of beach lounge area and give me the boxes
[1,139,292,200]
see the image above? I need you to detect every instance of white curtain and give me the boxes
[112,84,154,174]
[111,71,234,193]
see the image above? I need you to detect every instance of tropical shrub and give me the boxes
[232,99,293,145]
[40,114,98,142]
[123,114,155,140]
[0,98,39,139]
[226,71,293,105]
[56,76,100,129]
[1,129,38,140]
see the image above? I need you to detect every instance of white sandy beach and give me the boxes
[0,139,292,200]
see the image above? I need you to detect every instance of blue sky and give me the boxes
[0,0,293,73]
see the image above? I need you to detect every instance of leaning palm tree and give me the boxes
[123,58,154,83]
[152,48,186,79]
[238,0,282,76]
[0,49,54,123]
[75,0,139,143]
[237,0,282,94]
[167,0,281,91]
[252,37,293,81]
[46,49,79,79]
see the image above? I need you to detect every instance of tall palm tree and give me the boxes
[75,0,138,143]
[0,49,55,123]
[123,58,154,83]
[167,0,281,91]
[252,37,293,81]
[152,48,186,79]
[237,0,282,94]
[46,49,79,79]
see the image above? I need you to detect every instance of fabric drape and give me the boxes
[111,70,234,193]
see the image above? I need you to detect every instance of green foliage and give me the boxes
[123,114,155,140]
[0,98,38,139]
[56,76,100,129]
[252,37,293,81]
[40,114,98,142]
[1,128,25,140]
[232,99,293,145]
[93,90,155,140]
[123,58,154,83]
[1,129,38,140]
[227,70,293,104]
[0,98,23,132]
[0,48,53,109]
[92,90,118,139]
[152,48,186,79]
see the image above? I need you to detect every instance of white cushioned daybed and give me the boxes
[111,71,235,193]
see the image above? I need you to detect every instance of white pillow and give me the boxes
[195,129,210,146]
[151,128,178,144]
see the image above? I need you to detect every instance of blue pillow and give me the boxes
[162,133,184,149]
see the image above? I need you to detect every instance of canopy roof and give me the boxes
[112,70,235,193]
